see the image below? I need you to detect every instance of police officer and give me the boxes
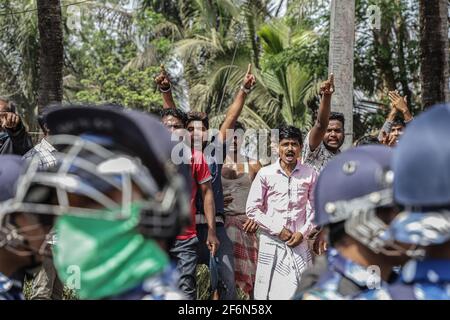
[34,105,191,300]
[0,155,55,300]
[360,103,450,300]
[298,145,407,300]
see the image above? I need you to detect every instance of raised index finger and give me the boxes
[328,73,334,83]
[246,63,252,75]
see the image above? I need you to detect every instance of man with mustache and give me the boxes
[246,126,317,299]
[302,74,344,173]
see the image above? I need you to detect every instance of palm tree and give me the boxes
[255,21,317,129]
[37,0,64,113]
[171,1,319,130]
[419,0,450,108]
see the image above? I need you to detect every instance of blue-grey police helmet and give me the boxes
[314,145,396,253]
[387,103,450,249]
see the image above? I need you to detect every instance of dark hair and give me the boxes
[355,135,380,146]
[328,221,347,247]
[329,112,345,127]
[278,125,303,145]
[160,108,187,127]
[392,118,405,128]
[234,121,246,131]
[187,111,209,129]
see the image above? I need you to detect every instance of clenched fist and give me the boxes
[0,112,20,129]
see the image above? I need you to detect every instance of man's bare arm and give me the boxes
[199,181,220,255]
[154,65,177,109]
[218,64,256,143]
[308,74,334,151]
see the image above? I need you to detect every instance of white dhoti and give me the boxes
[254,233,312,300]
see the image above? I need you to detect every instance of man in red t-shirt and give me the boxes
[160,108,216,299]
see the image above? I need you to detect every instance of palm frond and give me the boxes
[122,45,159,71]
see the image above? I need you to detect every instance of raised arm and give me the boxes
[154,65,177,109]
[218,64,256,144]
[378,100,397,142]
[308,74,335,151]
[389,90,413,122]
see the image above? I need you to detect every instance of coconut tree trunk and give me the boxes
[37,0,64,114]
[419,0,449,108]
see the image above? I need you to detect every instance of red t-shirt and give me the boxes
[177,149,212,240]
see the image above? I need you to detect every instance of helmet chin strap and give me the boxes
[377,242,425,259]
[1,222,53,259]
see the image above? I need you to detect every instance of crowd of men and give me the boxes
[0,63,449,300]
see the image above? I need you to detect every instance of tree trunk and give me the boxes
[37,0,64,114]
[394,2,413,105]
[372,21,396,91]
[419,0,450,108]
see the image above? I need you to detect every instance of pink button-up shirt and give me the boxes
[246,159,317,237]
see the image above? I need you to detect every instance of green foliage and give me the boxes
[0,0,40,126]
[64,4,170,112]
[0,0,427,139]
[75,65,162,112]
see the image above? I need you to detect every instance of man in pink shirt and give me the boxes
[246,125,317,300]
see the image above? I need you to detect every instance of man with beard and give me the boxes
[246,126,317,300]
[302,74,344,173]
[0,156,55,300]
[297,145,408,300]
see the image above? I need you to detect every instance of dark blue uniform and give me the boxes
[0,273,24,300]
[300,249,394,300]
[357,259,450,300]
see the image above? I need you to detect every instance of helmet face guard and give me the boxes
[9,134,190,242]
[323,187,408,256]
[0,155,57,258]
[380,210,450,258]
[0,198,55,258]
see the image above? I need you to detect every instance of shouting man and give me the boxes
[302,74,344,172]
[246,126,317,300]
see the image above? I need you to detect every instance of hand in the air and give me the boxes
[154,64,171,90]
[242,64,256,90]
[320,73,335,96]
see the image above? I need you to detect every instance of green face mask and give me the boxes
[53,202,169,299]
